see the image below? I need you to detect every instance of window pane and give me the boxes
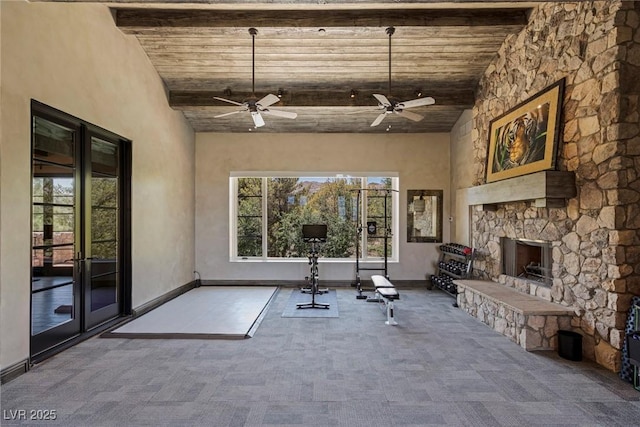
[33,171,76,276]
[31,284,73,335]
[237,178,262,257]
[91,272,117,312]
[33,117,75,167]
[232,175,396,260]
[238,213,261,257]
[91,138,119,176]
[92,241,117,261]
[365,178,393,259]
[93,176,118,208]
[238,237,262,257]
[239,196,261,215]
[92,207,117,242]
[266,177,361,258]
[267,177,302,257]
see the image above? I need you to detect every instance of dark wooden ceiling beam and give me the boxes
[169,89,474,109]
[163,77,479,93]
[115,8,528,32]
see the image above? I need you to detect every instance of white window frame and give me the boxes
[230,172,399,262]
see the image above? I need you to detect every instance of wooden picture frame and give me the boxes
[486,79,565,183]
[407,189,442,243]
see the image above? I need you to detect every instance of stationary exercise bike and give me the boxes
[297,224,330,310]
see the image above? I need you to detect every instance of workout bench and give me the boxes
[371,275,399,325]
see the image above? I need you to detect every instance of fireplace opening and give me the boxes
[501,238,552,285]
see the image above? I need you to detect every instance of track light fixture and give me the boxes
[350,89,357,99]
[415,89,423,98]
[223,87,232,97]
[277,89,283,98]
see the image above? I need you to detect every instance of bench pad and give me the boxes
[371,275,394,289]
[377,287,399,300]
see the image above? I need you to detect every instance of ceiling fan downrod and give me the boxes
[249,27,258,97]
[386,26,395,96]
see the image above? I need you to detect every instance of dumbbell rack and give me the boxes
[430,243,474,300]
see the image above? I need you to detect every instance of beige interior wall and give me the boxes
[449,109,474,245]
[195,132,450,282]
[0,2,195,369]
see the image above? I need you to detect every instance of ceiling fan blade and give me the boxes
[345,108,380,115]
[251,111,265,128]
[397,96,436,109]
[213,96,245,107]
[396,109,424,122]
[257,94,280,108]
[262,109,297,119]
[373,94,391,107]
[371,113,387,127]
[214,110,243,118]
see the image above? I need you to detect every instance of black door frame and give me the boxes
[82,127,129,330]
[30,100,132,360]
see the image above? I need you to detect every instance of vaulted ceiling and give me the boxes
[38,1,536,133]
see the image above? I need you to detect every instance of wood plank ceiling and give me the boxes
[41,1,535,133]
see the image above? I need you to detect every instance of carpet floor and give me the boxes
[2,288,640,426]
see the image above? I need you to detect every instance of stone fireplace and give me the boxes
[501,237,552,286]
[459,2,640,372]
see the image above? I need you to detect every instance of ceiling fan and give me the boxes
[213,28,297,128]
[357,26,436,127]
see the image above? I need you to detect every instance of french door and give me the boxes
[30,102,131,358]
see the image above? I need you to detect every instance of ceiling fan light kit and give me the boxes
[213,28,298,128]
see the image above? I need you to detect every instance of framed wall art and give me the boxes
[486,79,565,183]
[407,189,442,243]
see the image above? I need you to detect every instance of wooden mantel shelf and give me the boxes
[466,170,576,209]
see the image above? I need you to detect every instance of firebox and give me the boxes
[501,238,552,285]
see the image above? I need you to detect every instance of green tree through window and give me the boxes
[234,175,397,260]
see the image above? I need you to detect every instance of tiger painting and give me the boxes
[491,103,550,173]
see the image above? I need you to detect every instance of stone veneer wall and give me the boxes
[469,1,640,372]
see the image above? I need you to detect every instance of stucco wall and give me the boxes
[195,132,451,282]
[0,2,195,369]
[450,109,474,245]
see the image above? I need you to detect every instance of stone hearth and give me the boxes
[456,280,575,351]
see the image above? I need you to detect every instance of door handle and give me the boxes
[64,257,100,262]
[65,253,86,273]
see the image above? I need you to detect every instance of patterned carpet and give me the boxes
[2,287,640,426]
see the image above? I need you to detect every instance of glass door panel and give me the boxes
[85,136,120,327]
[31,102,129,359]
[31,116,81,355]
